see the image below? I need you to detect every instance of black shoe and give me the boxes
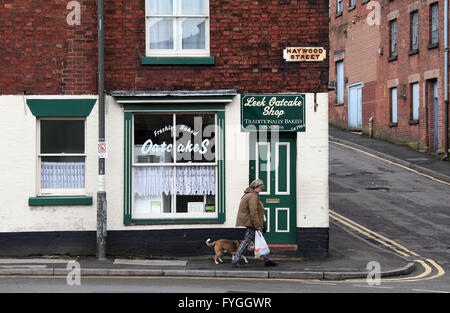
[264,260,278,267]
[232,261,244,268]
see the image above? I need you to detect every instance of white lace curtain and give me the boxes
[134,166,215,196]
[41,162,85,189]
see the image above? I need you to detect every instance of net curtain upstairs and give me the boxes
[134,166,215,197]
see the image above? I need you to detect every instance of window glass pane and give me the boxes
[176,165,215,213]
[40,120,84,154]
[391,20,397,55]
[175,114,215,163]
[149,18,174,49]
[336,61,344,104]
[391,88,398,123]
[431,4,439,44]
[412,83,420,120]
[181,0,206,15]
[41,156,85,189]
[149,0,173,15]
[134,166,174,214]
[134,114,174,163]
[412,12,418,50]
[181,18,206,50]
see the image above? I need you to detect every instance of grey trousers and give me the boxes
[233,227,270,263]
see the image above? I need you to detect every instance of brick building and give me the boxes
[329,0,449,154]
[0,1,330,258]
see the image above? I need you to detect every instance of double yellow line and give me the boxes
[330,209,445,282]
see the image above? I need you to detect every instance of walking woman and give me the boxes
[232,179,278,268]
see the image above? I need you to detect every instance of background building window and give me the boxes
[132,113,216,217]
[39,119,86,195]
[411,11,419,51]
[337,0,343,14]
[391,87,398,124]
[336,60,344,104]
[390,19,397,57]
[411,82,420,121]
[430,3,439,45]
[146,0,209,56]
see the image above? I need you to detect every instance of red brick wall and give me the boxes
[329,0,449,152]
[1,1,329,95]
[104,0,329,93]
[0,1,97,95]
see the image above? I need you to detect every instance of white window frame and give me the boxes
[131,112,218,219]
[145,0,210,57]
[37,117,87,196]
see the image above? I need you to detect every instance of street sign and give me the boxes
[283,47,327,62]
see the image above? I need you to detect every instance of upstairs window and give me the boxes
[390,19,398,57]
[337,0,343,14]
[411,11,419,51]
[430,3,439,45]
[145,0,210,57]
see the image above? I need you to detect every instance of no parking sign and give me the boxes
[97,141,108,158]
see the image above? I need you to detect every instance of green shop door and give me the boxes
[249,133,296,244]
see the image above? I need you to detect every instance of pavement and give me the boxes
[2,126,449,281]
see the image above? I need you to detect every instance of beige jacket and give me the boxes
[235,188,264,229]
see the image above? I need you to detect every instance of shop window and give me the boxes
[38,119,86,195]
[145,0,210,57]
[132,113,217,218]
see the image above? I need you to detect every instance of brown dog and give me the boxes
[206,238,254,264]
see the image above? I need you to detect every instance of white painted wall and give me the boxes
[0,94,328,232]
[297,93,329,228]
[0,95,98,232]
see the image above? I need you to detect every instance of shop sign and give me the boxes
[241,94,306,132]
[283,47,327,62]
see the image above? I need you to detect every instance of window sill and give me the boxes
[361,0,370,4]
[428,42,439,50]
[409,119,419,125]
[141,56,215,65]
[388,55,397,62]
[335,11,343,18]
[29,196,93,206]
[408,49,419,56]
[127,218,224,226]
[334,102,345,106]
[347,5,356,12]
[389,122,398,128]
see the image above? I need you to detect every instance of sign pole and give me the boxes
[96,0,107,260]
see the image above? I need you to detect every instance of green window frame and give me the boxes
[26,98,96,206]
[122,103,226,225]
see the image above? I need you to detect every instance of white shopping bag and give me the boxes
[254,230,270,258]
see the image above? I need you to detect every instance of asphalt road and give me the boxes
[329,140,450,292]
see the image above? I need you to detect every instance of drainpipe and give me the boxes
[445,0,449,158]
[96,0,107,260]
